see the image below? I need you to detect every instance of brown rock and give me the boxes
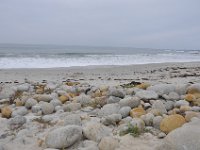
[130,107,146,118]
[1,106,12,118]
[59,95,69,103]
[180,105,191,112]
[160,114,186,134]
[185,94,196,102]
[14,99,24,106]
[136,83,150,90]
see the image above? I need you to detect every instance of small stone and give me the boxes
[101,114,122,126]
[135,83,150,89]
[168,92,180,100]
[12,107,28,117]
[164,101,174,111]
[45,125,82,149]
[58,95,69,103]
[119,96,140,108]
[185,111,200,122]
[75,94,91,107]
[119,106,131,118]
[147,84,175,96]
[1,106,12,118]
[83,122,112,142]
[63,103,81,112]
[141,113,154,126]
[160,114,186,133]
[135,90,158,100]
[33,94,53,102]
[152,100,167,115]
[153,116,163,129]
[107,96,121,104]
[98,103,120,117]
[180,105,191,112]
[174,100,189,108]
[110,88,125,98]
[187,83,200,94]
[40,102,54,115]
[130,107,146,118]
[158,132,166,139]
[98,136,119,150]
[185,94,196,102]
[32,104,42,114]
[129,118,145,132]
[50,99,62,107]
[64,114,82,126]
[9,116,26,129]
[25,98,38,109]
[14,99,24,106]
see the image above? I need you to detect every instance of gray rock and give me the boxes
[107,96,121,104]
[119,106,131,118]
[75,94,91,106]
[119,96,140,108]
[0,86,16,99]
[63,103,81,112]
[141,113,154,126]
[135,90,158,100]
[31,104,42,114]
[153,116,163,129]
[9,116,26,129]
[50,99,62,107]
[98,103,120,117]
[168,92,180,100]
[45,125,82,149]
[40,102,54,115]
[147,84,175,96]
[64,114,82,126]
[164,101,175,111]
[17,83,30,92]
[25,98,38,109]
[158,132,166,139]
[152,100,167,114]
[83,122,112,142]
[12,107,28,117]
[129,118,145,132]
[33,94,53,102]
[187,83,200,93]
[109,88,125,98]
[175,84,189,95]
[101,114,122,126]
[191,106,200,112]
[174,100,189,108]
[157,118,200,150]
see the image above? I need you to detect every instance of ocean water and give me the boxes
[0,44,200,69]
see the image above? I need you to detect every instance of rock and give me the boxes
[12,107,28,117]
[187,83,200,94]
[64,114,81,126]
[45,125,82,149]
[17,83,30,92]
[33,94,53,102]
[119,106,131,118]
[40,102,54,115]
[14,99,24,106]
[153,116,163,129]
[185,111,200,122]
[158,132,166,139]
[147,84,175,96]
[164,101,174,111]
[83,122,112,142]
[107,96,121,104]
[141,113,154,126]
[184,94,196,102]
[160,114,186,133]
[119,96,140,108]
[152,100,167,115]
[191,106,200,112]
[174,100,189,108]
[63,103,81,112]
[25,98,38,109]
[98,103,120,117]
[101,114,122,126]
[136,83,151,89]
[130,107,146,118]
[129,118,145,132]
[9,116,26,129]
[0,86,16,99]
[175,84,188,95]
[1,106,12,118]
[168,92,180,100]
[75,94,91,106]
[78,140,99,150]
[31,104,42,114]
[180,105,191,112]
[109,88,125,98]
[158,118,200,150]
[50,99,62,107]
[58,95,69,103]
[98,136,119,150]
[135,90,158,100]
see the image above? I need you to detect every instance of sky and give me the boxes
[0,0,200,49]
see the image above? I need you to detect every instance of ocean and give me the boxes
[0,44,200,69]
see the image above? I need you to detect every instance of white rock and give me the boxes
[109,88,125,98]
[33,94,53,102]
[101,114,122,126]
[9,116,26,129]
[135,90,158,100]
[174,100,189,108]
[147,84,175,96]
[75,94,91,106]
[64,114,82,126]
[119,96,140,108]
[119,106,131,118]
[45,125,82,149]
[141,113,154,126]
[63,103,81,112]
[12,107,28,117]
[98,103,120,117]
[98,136,119,150]
[83,122,112,142]
[25,98,38,109]
[153,116,163,129]
[40,102,54,115]
[107,96,121,104]
[152,100,167,114]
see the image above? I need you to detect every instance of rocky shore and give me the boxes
[1,62,200,150]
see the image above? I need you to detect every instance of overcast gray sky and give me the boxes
[0,0,200,49]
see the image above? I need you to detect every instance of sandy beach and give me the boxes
[1,62,200,150]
